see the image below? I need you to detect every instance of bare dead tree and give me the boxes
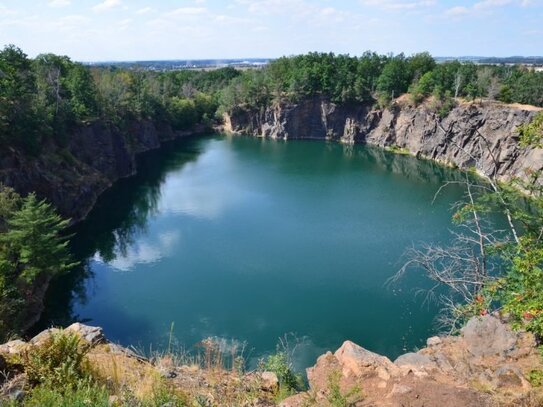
[391,118,523,332]
[454,72,463,99]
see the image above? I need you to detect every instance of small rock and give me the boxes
[394,353,437,374]
[0,340,27,356]
[156,356,177,379]
[427,336,442,347]
[334,341,400,379]
[66,323,105,346]
[462,316,516,357]
[8,389,25,402]
[261,371,279,392]
[434,353,454,373]
[388,384,412,397]
[493,366,529,389]
[1,375,27,402]
[158,368,177,379]
[30,328,60,347]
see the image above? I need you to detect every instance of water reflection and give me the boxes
[36,135,467,364]
[94,230,181,272]
[35,136,206,331]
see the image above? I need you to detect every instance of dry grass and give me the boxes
[86,343,175,402]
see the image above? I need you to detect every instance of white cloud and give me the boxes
[136,7,154,15]
[361,0,436,10]
[167,7,207,16]
[473,0,512,9]
[92,0,122,13]
[48,0,71,7]
[445,0,528,17]
[445,6,470,16]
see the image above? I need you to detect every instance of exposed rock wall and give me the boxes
[224,98,543,185]
[0,121,205,223]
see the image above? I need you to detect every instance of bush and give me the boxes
[24,331,90,390]
[20,381,109,407]
[261,351,304,396]
[326,370,363,407]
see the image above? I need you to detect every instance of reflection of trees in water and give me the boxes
[34,137,204,332]
[350,145,466,185]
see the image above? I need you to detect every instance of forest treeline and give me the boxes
[2,45,543,154]
[219,51,543,112]
[0,45,239,154]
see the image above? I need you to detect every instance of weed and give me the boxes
[326,370,363,407]
[24,331,90,390]
[528,370,543,387]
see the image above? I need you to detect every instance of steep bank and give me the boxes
[223,98,543,185]
[0,120,207,224]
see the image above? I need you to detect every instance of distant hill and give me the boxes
[436,56,543,64]
[85,58,271,71]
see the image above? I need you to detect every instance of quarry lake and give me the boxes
[40,134,467,370]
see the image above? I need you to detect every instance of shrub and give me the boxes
[24,331,90,390]
[326,370,363,407]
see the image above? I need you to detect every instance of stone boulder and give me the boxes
[461,315,517,357]
[394,352,437,376]
[65,323,105,346]
[334,340,400,381]
[0,340,28,357]
[260,371,279,392]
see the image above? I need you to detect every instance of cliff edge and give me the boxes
[224,98,543,186]
[1,315,541,406]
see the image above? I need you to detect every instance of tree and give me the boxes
[0,193,75,284]
[376,54,411,103]
[392,114,543,333]
[0,45,42,151]
[408,52,436,81]
[409,71,435,104]
[0,192,76,337]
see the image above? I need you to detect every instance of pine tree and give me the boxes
[0,193,76,284]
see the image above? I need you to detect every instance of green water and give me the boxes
[40,134,467,369]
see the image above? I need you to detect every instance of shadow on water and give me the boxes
[34,135,210,333]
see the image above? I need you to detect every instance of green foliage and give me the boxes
[0,193,76,284]
[498,236,543,336]
[326,370,363,407]
[0,45,42,153]
[528,369,543,387]
[5,330,112,407]
[376,53,411,101]
[433,90,457,118]
[517,111,543,148]
[409,71,435,104]
[262,351,304,395]
[18,381,110,407]
[0,189,76,339]
[24,331,90,389]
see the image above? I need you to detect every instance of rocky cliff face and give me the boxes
[224,98,543,185]
[0,121,205,223]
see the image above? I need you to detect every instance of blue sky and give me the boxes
[0,0,541,61]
